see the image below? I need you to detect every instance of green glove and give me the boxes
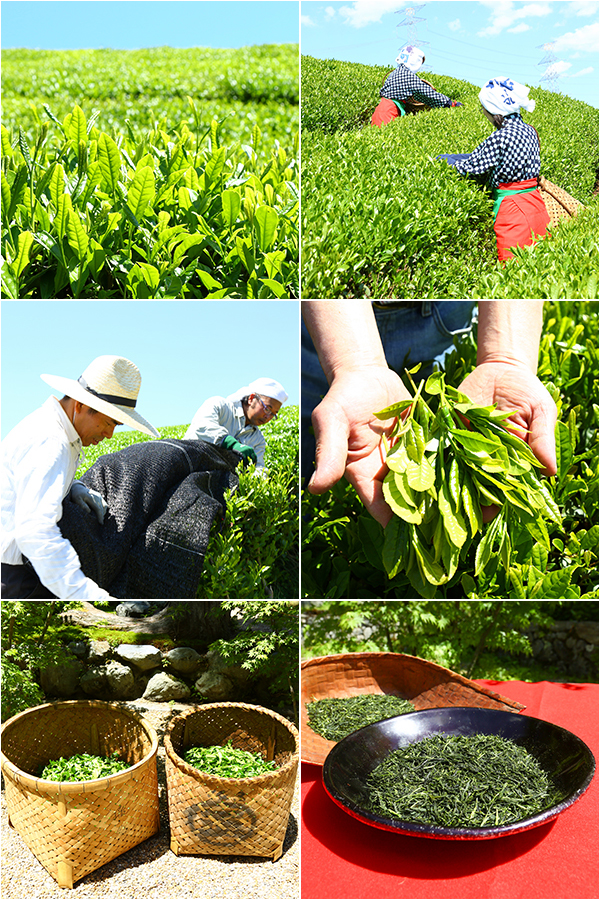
[221,435,257,465]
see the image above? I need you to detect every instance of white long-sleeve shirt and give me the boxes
[1,396,111,599]
[184,395,266,468]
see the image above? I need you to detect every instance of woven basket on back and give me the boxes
[538,176,584,227]
[0,700,159,889]
[165,702,299,861]
[302,652,525,765]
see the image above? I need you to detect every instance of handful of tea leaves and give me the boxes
[184,740,277,778]
[364,734,558,828]
[39,752,129,782]
[375,369,560,594]
[306,694,416,741]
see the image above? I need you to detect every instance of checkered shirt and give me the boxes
[381,65,453,108]
[452,113,541,189]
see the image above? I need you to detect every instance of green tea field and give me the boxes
[2,45,299,298]
[301,56,599,299]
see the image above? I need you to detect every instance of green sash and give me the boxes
[492,186,537,222]
[391,100,406,117]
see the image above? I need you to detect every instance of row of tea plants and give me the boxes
[2,46,298,298]
[301,56,599,299]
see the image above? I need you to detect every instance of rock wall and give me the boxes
[39,641,255,704]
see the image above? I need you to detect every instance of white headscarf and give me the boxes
[479,78,536,117]
[395,45,425,74]
[227,377,288,404]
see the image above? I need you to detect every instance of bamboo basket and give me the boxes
[302,652,525,765]
[165,703,299,861]
[0,700,159,889]
[538,176,584,227]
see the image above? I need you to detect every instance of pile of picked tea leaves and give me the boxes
[364,733,559,828]
[39,752,129,782]
[306,694,416,741]
[184,740,277,778]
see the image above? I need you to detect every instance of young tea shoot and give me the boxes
[39,751,129,782]
[306,694,416,741]
[364,733,559,828]
[184,740,277,778]
[376,367,561,596]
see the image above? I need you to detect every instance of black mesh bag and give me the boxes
[58,439,240,599]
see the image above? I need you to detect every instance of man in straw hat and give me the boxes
[185,377,288,471]
[1,355,158,599]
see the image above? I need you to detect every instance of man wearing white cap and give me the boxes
[440,77,550,260]
[372,45,462,127]
[185,378,288,470]
[1,355,158,599]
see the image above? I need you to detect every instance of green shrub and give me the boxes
[301,56,599,299]
[1,46,299,298]
[302,303,598,600]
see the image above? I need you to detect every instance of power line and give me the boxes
[425,26,530,60]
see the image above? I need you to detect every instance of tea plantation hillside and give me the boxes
[301,56,598,299]
[1,46,299,298]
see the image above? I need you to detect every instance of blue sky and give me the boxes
[1,301,299,437]
[1,1,300,50]
[301,1,599,107]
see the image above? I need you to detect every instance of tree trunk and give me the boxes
[165,602,235,643]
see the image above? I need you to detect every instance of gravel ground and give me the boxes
[1,702,299,900]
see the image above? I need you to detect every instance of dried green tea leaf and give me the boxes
[307,694,416,741]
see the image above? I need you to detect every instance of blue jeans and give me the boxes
[301,301,476,484]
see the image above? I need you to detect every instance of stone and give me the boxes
[40,658,83,697]
[142,672,191,702]
[194,671,235,701]
[116,602,153,618]
[88,640,111,664]
[105,660,135,698]
[115,644,162,671]
[165,647,203,676]
[575,621,599,645]
[80,666,108,695]
[68,640,89,659]
[206,648,252,684]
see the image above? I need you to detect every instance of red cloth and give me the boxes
[494,180,551,261]
[371,98,400,127]
[301,681,598,899]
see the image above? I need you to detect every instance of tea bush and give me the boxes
[301,56,598,299]
[1,46,298,298]
[302,303,598,600]
[78,406,298,599]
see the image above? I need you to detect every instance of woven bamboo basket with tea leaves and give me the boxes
[165,703,298,861]
[538,175,584,227]
[302,652,526,765]
[0,700,159,889]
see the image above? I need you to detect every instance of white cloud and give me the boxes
[301,15,315,27]
[449,18,461,31]
[477,2,552,38]
[508,22,530,33]
[325,6,336,20]
[566,66,595,76]
[338,0,401,28]
[553,21,599,53]
[545,60,573,76]
[567,1,599,17]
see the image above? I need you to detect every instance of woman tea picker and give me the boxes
[371,45,462,126]
[441,77,550,261]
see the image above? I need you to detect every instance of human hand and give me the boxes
[222,435,257,465]
[70,481,109,524]
[308,365,411,527]
[459,362,557,521]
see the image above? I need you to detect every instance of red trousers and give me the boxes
[494,180,551,261]
[371,98,401,127]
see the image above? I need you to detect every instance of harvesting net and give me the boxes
[58,439,239,598]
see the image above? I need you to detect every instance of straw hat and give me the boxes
[41,355,159,437]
